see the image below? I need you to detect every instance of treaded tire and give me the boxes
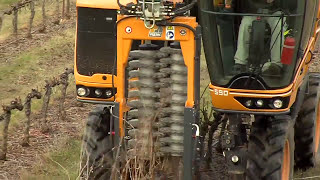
[80,106,113,180]
[295,73,320,169]
[246,115,294,180]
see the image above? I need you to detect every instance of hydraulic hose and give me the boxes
[174,0,197,15]
[117,0,126,9]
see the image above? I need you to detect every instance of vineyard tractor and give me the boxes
[201,0,320,179]
[74,0,320,179]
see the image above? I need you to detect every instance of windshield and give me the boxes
[200,0,306,90]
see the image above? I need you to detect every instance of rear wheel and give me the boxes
[295,73,320,169]
[80,106,113,180]
[246,115,294,180]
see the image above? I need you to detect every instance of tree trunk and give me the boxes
[40,0,46,32]
[0,112,11,160]
[41,87,51,133]
[22,89,41,146]
[62,0,65,18]
[12,8,18,39]
[66,0,70,19]
[0,15,3,33]
[58,82,68,121]
[27,1,35,38]
[21,102,31,147]
[54,0,60,24]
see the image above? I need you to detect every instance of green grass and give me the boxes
[0,0,19,5]
[0,0,20,10]
[200,47,212,111]
[20,138,82,180]
[0,27,75,128]
[0,0,58,41]
[0,27,74,104]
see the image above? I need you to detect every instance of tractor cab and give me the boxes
[200,0,309,90]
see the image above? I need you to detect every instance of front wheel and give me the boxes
[80,106,114,180]
[246,115,294,180]
[295,73,320,169]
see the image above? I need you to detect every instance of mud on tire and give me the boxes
[80,106,114,180]
[295,73,320,169]
[246,115,294,180]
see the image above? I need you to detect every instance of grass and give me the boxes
[20,138,82,180]
[0,22,80,178]
[0,26,75,128]
[0,1,81,179]
[0,27,74,103]
[0,0,58,41]
[0,0,20,10]
[200,47,211,103]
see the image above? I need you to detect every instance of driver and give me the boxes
[233,0,286,76]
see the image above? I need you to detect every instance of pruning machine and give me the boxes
[74,0,320,179]
[75,0,201,179]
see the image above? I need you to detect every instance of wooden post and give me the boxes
[0,99,23,160]
[27,1,35,38]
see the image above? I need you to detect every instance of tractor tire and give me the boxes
[246,115,294,180]
[80,106,113,180]
[295,73,320,169]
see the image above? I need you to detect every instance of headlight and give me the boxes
[256,100,264,108]
[77,87,89,97]
[245,100,253,107]
[106,90,113,97]
[94,89,102,97]
[273,99,283,109]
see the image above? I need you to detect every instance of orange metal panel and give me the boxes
[78,96,116,102]
[116,16,198,136]
[76,0,136,9]
[209,83,293,95]
[209,85,293,113]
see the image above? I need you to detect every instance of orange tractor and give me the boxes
[74,0,320,179]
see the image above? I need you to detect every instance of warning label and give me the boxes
[149,26,163,37]
[166,26,175,40]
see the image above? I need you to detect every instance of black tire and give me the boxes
[80,106,114,180]
[295,73,320,169]
[246,115,294,180]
